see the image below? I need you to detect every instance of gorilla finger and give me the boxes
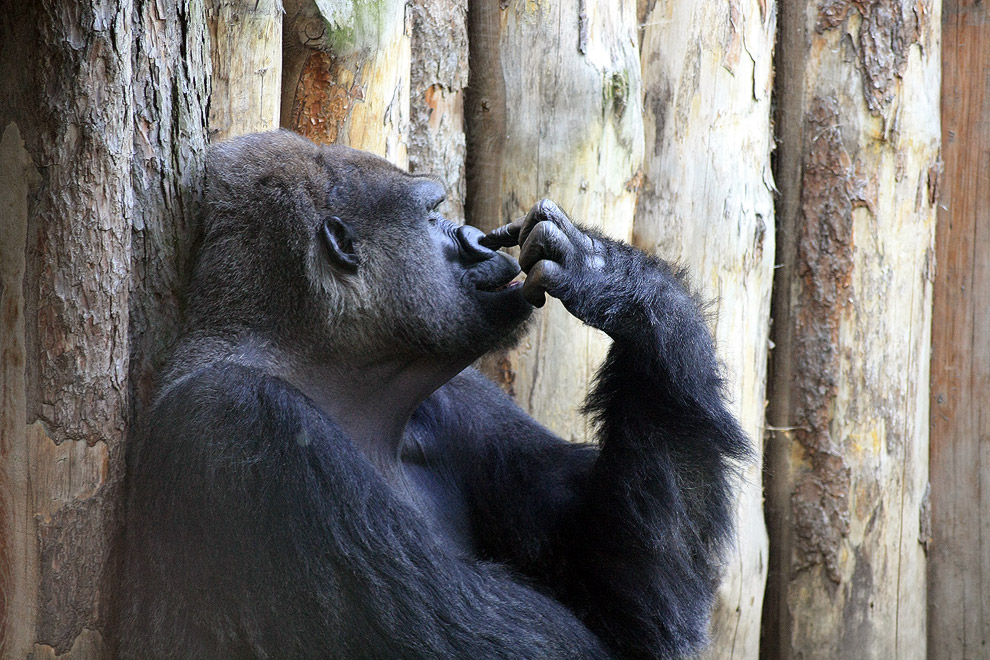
[522,259,564,307]
[518,201,557,248]
[519,221,570,273]
[480,216,526,249]
[537,199,596,252]
[522,279,546,307]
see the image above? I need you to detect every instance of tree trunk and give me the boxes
[281,0,411,166]
[928,2,990,657]
[206,0,283,142]
[764,2,941,659]
[635,2,775,658]
[408,0,468,222]
[0,1,212,657]
[468,0,644,441]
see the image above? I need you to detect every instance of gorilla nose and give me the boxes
[456,225,496,263]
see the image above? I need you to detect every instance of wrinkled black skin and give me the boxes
[115,131,749,660]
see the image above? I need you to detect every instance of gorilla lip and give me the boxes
[475,271,524,293]
[471,251,524,294]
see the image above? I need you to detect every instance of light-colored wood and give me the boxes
[765,2,941,658]
[0,1,213,657]
[207,0,283,141]
[408,0,468,222]
[282,0,411,166]
[636,2,775,658]
[477,0,644,441]
[928,2,990,657]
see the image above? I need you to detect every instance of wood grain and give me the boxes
[765,1,941,658]
[928,2,990,657]
[207,0,283,142]
[636,2,775,658]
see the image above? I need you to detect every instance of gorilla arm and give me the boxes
[450,202,752,660]
[119,361,614,659]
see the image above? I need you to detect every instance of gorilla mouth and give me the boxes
[477,273,524,293]
[470,252,524,295]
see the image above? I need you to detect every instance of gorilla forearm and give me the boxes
[574,253,749,658]
[466,229,749,659]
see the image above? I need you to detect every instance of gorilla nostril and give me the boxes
[457,225,495,263]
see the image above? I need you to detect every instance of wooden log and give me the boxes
[408,0,468,222]
[764,1,941,658]
[470,0,644,441]
[206,0,283,141]
[928,1,990,656]
[636,2,775,658]
[282,0,410,165]
[0,1,213,657]
[464,0,506,234]
[0,2,133,656]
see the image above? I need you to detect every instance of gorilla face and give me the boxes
[194,131,532,365]
[329,159,533,361]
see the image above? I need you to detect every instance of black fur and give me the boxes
[115,131,748,659]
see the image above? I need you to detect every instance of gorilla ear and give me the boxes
[320,216,360,274]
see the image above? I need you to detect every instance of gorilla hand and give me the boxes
[481,199,632,337]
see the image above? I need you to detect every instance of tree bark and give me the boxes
[765,2,941,658]
[635,2,775,658]
[0,1,212,657]
[281,0,411,165]
[928,2,990,657]
[408,0,468,222]
[468,0,644,442]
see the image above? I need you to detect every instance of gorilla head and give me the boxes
[186,131,531,369]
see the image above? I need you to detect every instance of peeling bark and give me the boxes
[0,1,212,657]
[408,0,468,222]
[281,0,411,165]
[764,1,940,658]
[815,0,933,118]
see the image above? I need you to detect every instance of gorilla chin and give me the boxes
[467,254,534,355]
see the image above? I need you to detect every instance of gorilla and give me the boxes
[115,130,748,660]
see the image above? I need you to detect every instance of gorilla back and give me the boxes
[116,130,749,660]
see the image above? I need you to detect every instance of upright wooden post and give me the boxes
[636,2,775,658]
[408,0,468,222]
[467,0,644,440]
[206,0,283,142]
[0,1,213,657]
[765,2,941,658]
[928,2,990,657]
[281,0,410,165]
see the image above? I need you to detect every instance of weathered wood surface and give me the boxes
[472,0,644,443]
[206,0,283,142]
[282,0,411,166]
[765,1,941,658]
[464,0,506,234]
[636,2,775,658]
[0,3,133,656]
[0,1,212,657]
[408,0,468,222]
[928,2,990,657]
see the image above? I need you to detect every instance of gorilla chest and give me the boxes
[401,460,476,555]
